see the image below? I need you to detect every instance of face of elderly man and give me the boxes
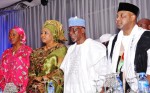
[69,26,85,43]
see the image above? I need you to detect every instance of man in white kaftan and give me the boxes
[107,2,150,92]
[107,25,150,91]
[60,17,107,93]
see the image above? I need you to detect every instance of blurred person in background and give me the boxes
[137,18,150,30]
[99,33,112,47]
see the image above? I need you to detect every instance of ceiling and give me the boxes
[0,0,41,9]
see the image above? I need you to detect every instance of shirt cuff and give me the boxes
[146,49,150,75]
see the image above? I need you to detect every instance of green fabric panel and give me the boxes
[50,46,67,58]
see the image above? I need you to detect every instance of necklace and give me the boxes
[44,43,58,50]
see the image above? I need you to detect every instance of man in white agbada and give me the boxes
[107,2,150,92]
[60,17,107,93]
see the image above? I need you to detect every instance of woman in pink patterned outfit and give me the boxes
[0,26,32,93]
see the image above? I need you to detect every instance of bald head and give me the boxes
[137,18,150,30]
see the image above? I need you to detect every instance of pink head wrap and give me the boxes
[9,26,26,44]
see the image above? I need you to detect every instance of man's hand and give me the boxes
[100,87,104,93]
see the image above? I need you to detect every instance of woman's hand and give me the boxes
[34,77,43,82]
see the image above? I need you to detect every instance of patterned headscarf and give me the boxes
[43,20,67,42]
[9,26,26,44]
